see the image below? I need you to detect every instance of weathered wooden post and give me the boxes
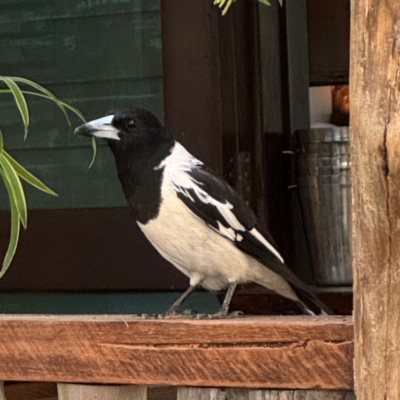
[351,1,400,399]
[0,382,5,400]
[57,384,147,400]
[177,389,355,399]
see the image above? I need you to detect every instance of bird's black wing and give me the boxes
[174,167,292,281]
[173,166,332,314]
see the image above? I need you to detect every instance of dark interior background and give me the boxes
[0,0,350,313]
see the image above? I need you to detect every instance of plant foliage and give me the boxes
[0,76,87,278]
[213,0,282,15]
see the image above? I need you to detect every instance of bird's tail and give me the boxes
[254,258,334,315]
[237,229,333,315]
[291,284,333,315]
[254,262,333,315]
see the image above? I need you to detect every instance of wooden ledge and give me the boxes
[0,315,353,389]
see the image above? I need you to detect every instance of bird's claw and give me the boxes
[225,310,244,318]
[163,310,181,319]
[198,310,244,319]
[163,308,195,319]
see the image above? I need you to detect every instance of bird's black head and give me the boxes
[74,107,172,155]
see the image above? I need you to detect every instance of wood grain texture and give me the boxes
[4,382,57,400]
[350,0,400,399]
[177,388,355,400]
[0,315,353,389]
[0,383,5,400]
[2,382,175,400]
[148,386,177,400]
[58,383,146,400]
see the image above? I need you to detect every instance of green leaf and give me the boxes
[8,76,72,126]
[2,150,57,196]
[258,0,272,5]
[222,0,233,15]
[89,137,97,169]
[0,130,3,156]
[0,154,28,228]
[0,89,86,124]
[59,100,86,123]
[0,77,29,138]
[213,0,234,15]
[0,76,89,278]
[0,168,21,278]
[0,87,90,166]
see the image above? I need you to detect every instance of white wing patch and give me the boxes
[181,182,246,233]
[208,222,244,243]
[159,142,283,263]
[216,221,236,241]
[249,228,285,263]
[215,202,245,231]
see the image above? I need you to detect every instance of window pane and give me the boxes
[0,0,163,209]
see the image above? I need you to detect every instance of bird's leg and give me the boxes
[211,283,239,318]
[165,284,199,316]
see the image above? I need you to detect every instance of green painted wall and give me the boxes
[0,291,221,315]
[0,0,163,209]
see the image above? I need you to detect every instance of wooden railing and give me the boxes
[0,315,354,399]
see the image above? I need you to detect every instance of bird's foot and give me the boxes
[139,313,153,319]
[200,310,244,319]
[226,310,244,318]
[163,308,194,319]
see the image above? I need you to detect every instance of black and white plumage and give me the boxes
[75,107,332,316]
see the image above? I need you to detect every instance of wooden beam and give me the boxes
[57,384,146,400]
[147,386,177,400]
[350,1,400,399]
[0,383,6,400]
[0,315,352,389]
[177,388,355,400]
[3,382,57,400]
[2,382,176,400]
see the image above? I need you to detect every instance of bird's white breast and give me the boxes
[138,186,251,290]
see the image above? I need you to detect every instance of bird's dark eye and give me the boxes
[125,119,136,130]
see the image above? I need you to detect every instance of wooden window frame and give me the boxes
[0,1,351,317]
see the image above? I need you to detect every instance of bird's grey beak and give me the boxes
[74,115,120,141]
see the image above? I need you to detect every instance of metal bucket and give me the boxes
[296,127,352,286]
